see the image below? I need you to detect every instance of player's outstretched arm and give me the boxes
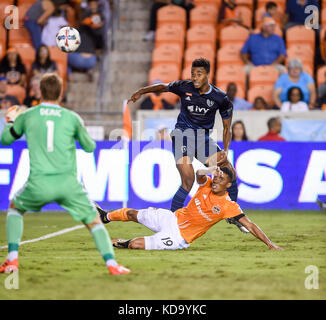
[1,107,26,146]
[238,215,283,250]
[127,83,169,104]
[196,166,218,185]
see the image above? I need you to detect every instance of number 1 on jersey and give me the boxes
[46,120,54,152]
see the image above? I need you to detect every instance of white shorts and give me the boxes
[137,207,190,250]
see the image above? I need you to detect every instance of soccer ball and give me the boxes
[56,27,81,53]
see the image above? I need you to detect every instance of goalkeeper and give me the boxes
[0,73,130,276]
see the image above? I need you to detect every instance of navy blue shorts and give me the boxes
[171,128,222,164]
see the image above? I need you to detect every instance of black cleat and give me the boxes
[112,238,131,249]
[317,198,326,211]
[94,203,110,224]
[226,217,250,233]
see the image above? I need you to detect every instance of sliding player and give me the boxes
[97,166,282,251]
[0,73,129,275]
[128,58,248,233]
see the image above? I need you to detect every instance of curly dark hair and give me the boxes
[192,58,210,74]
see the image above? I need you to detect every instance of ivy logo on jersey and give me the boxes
[187,105,209,114]
[206,99,214,107]
[187,105,194,112]
[212,205,221,215]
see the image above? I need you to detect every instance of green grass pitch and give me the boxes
[0,210,325,300]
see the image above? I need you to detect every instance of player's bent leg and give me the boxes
[0,201,25,273]
[171,158,194,212]
[85,216,130,275]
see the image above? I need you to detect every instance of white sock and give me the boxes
[106,213,111,222]
[8,251,18,262]
[106,259,118,267]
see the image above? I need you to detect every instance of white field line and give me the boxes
[0,225,85,250]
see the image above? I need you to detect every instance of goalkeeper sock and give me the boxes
[6,208,23,262]
[170,186,189,212]
[108,208,130,221]
[90,224,116,264]
[227,179,238,202]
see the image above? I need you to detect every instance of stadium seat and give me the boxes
[257,0,286,10]
[152,44,182,71]
[317,66,326,87]
[286,26,315,53]
[0,25,6,60]
[237,6,252,29]
[17,0,36,4]
[247,85,274,105]
[216,44,244,67]
[149,64,180,84]
[14,45,36,75]
[184,44,215,69]
[249,66,279,88]
[320,28,326,61]
[216,83,245,99]
[286,45,314,72]
[255,6,284,28]
[6,84,26,104]
[193,0,221,10]
[189,5,218,28]
[155,24,185,51]
[302,64,313,78]
[186,24,216,51]
[216,65,246,92]
[237,0,254,10]
[181,64,214,82]
[252,25,283,37]
[219,25,249,48]
[8,27,33,46]
[157,5,187,31]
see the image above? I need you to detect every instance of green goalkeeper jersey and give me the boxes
[1,103,96,176]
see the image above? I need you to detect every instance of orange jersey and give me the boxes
[175,177,243,243]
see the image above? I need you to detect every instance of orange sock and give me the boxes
[108,208,130,221]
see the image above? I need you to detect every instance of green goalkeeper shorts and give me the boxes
[12,174,97,225]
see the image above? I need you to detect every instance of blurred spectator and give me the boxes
[317,198,326,212]
[0,76,20,110]
[283,0,319,30]
[0,48,27,88]
[264,1,278,19]
[226,82,252,110]
[143,0,171,41]
[251,96,272,110]
[68,1,105,81]
[258,116,286,141]
[156,125,172,141]
[23,76,42,108]
[41,6,68,47]
[218,0,243,29]
[280,87,309,112]
[140,92,174,110]
[143,0,194,41]
[231,120,249,141]
[317,71,326,110]
[240,17,286,74]
[81,0,106,49]
[31,46,58,77]
[24,0,56,50]
[273,58,316,110]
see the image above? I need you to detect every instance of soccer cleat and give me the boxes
[317,198,326,211]
[226,218,250,233]
[0,259,18,273]
[94,202,110,224]
[108,264,131,275]
[112,238,131,249]
[0,259,9,273]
